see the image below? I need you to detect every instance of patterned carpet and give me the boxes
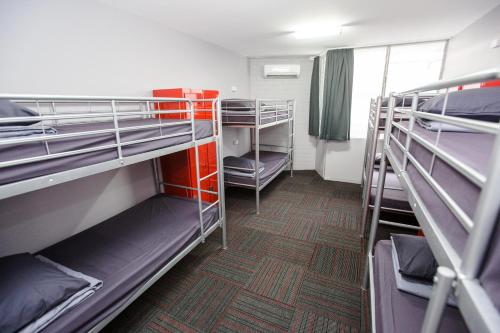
[104,171,367,333]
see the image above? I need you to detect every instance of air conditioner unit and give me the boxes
[264,64,300,77]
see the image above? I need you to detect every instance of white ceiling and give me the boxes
[99,0,500,56]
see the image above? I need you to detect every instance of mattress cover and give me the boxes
[0,118,213,186]
[370,169,411,211]
[479,213,500,312]
[390,121,494,255]
[37,194,219,333]
[224,151,289,187]
[222,111,289,125]
[373,240,468,333]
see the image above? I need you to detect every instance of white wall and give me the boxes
[443,4,500,78]
[0,0,249,256]
[248,57,316,170]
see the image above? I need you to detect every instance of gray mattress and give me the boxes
[224,151,289,187]
[479,213,500,312]
[37,194,219,333]
[373,240,468,333]
[222,111,289,125]
[370,169,412,211]
[0,118,213,185]
[390,121,494,255]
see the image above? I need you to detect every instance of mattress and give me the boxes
[390,121,494,255]
[224,151,289,187]
[0,118,213,185]
[222,111,289,125]
[373,240,468,333]
[370,169,411,211]
[37,194,219,333]
[479,213,500,312]
[221,99,290,125]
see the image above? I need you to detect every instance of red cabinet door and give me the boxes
[153,88,219,202]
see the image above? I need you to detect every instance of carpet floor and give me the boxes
[103,170,367,333]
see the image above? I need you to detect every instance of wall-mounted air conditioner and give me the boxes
[263,64,300,77]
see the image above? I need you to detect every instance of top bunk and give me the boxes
[221,98,294,128]
[370,95,435,131]
[370,69,500,332]
[0,94,221,200]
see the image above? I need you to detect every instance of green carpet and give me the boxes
[103,171,366,332]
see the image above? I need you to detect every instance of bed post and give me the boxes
[420,267,456,333]
[362,93,395,289]
[290,99,295,177]
[215,98,227,249]
[255,99,260,215]
[190,100,205,243]
[361,97,382,237]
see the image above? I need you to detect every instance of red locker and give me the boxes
[153,88,219,203]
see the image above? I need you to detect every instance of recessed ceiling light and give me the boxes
[292,24,342,39]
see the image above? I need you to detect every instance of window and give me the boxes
[350,41,446,139]
[317,41,446,140]
[351,47,387,138]
[385,42,446,95]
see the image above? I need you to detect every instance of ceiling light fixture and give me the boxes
[292,24,342,39]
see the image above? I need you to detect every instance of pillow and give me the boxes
[391,238,457,306]
[419,87,500,122]
[391,234,438,281]
[0,100,39,126]
[224,156,264,173]
[0,253,89,333]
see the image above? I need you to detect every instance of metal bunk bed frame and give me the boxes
[363,69,500,333]
[223,98,295,214]
[0,94,227,332]
[361,97,419,236]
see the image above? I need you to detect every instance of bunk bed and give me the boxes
[361,97,423,235]
[364,69,500,333]
[0,95,227,333]
[221,98,295,214]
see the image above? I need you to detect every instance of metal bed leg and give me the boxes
[291,99,295,177]
[215,98,228,250]
[221,219,227,249]
[256,188,260,215]
[421,267,456,333]
[255,103,260,214]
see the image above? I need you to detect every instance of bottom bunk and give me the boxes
[370,240,467,333]
[3,194,220,333]
[370,169,412,212]
[224,151,290,189]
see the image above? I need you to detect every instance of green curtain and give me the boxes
[320,49,354,141]
[308,56,320,136]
